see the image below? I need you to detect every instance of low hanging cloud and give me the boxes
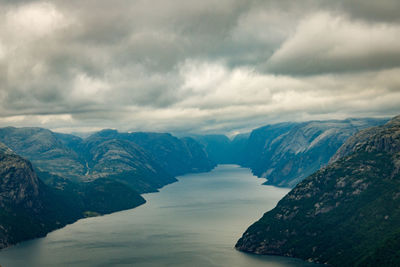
[0,0,399,135]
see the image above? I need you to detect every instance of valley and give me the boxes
[0,165,317,267]
[0,116,399,266]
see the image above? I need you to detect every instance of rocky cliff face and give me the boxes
[0,142,146,249]
[330,115,400,163]
[241,118,387,187]
[187,119,387,188]
[0,142,72,249]
[0,142,40,208]
[236,115,400,266]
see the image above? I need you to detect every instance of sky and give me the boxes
[0,0,400,136]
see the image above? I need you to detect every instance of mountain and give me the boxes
[191,134,249,164]
[181,137,219,171]
[0,142,80,249]
[0,142,145,249]
[191,134,234,163]
[239,122,297,169]
[86,129,216,176]
[236,115,400,266]
[0,127,85,182]
[230,133,251,163]
[82,134,176,193]
[0,127,215,193]
[0,127,215,248]
[0,119,385,191]
[240,119,387,187]
[190,119,386,188]
[122,132,216,176]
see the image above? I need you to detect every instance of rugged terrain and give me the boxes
[194,118,386,187]
[236,115,400,266]
[0,127,85,181]
[0,142,145,249]
[0,127,215,249]
[240,118,387,187]
[0,117,390,251]
[89,129,215,177]
[0,127,215,193]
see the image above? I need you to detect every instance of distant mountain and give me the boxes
[0,127,85,181]
[191,133,249,164]
[0,142,145,249]
[236,115,400,266]
[240,118,387,187]
[82,134,176,193]
[230,133,251,162]
[85,129,215,176]
[191,119,387,187]
[0,127,215,193]
[128,132,215,176]
[239,122,297,170]
[191,134,235,163]
[181,137,218,172]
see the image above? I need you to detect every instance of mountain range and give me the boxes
[0,117,391,252]
[0,127,215,193]
[194,118,386,187]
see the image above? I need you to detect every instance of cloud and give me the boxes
[334,0,400,23]
[0,0,399,135]
[266,12,400,75]
[4,2,70,39]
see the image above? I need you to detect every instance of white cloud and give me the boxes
[71,73,110,102]
[5,2,70,40]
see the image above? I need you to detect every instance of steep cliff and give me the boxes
[242,119,387,187]
[236,116,400,266]
[0,142,145,249]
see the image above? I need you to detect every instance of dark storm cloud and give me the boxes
[0,0,399,135]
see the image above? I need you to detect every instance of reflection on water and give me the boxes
[0,165,316,267]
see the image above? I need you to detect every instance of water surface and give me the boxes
[0,165,315,266]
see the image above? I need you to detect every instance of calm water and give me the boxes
[0,165,315,267]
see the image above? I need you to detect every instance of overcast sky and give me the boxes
[1,0,400,136]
